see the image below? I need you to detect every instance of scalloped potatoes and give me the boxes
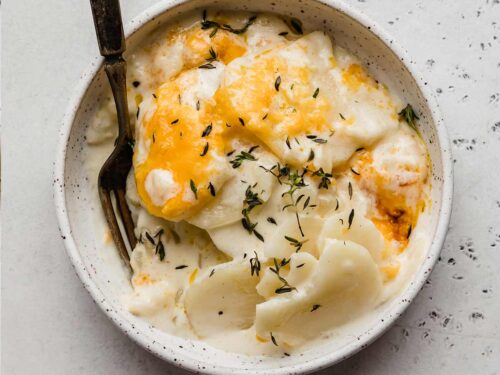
[86,10,430,355]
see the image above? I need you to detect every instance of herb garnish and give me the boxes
[270,258,297,294]
[190,179,198,199]
[311,304,321,312]
[313,87,319,98]
[230,147,258,168]
[348,181,353,200]
[348,209,355,229]
[280,169,308,236]
[312,168,333,189]
[208,182,216,197]
[398,104,419,131]
[201,10,257,36]
[199,62,216,69]
[270,332,278,346]
[407,225,412,239]
[196,100,200,111]
[241,186,264,241]
[175,265,188,270]
[267,217,277,225]
[307,149,315,162]
[296,263,305,268]
[285,137,291,149]
[201,124,212,137]
[351,167,360,175]
[279,31,288,36]
[303,196,311,210]
[171,119,179,125]
[262,113,268,120]
[239,117,245,126]
[275,76,281,91]
[339,113,346,120]
[200,142,209,156]
[209,269,215,277]
[285,235,308,252]
[249,251,261,276]
[143,229,165,261]
[152,93,157,99]
[207,47,217,61]
[289,18,303,34]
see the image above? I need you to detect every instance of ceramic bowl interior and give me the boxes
[55,0,452,374]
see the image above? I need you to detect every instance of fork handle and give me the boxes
[89,0,125,56]
[90,0,132,141]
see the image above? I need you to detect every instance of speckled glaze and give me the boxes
[53,0,453,373]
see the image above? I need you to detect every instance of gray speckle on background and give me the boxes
[2,0,499,374]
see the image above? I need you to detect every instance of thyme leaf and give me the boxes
[398,104,419,131]
[190,179,198,199]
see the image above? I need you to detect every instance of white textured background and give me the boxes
[2,0,500,374]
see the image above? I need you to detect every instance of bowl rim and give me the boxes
[53,0,453,373]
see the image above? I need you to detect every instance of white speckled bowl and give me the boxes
[54,0,453,373]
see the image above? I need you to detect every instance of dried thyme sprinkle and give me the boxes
[199,62,216,69]
[335,198,339,211]
[201,124,212,137]
[262,113,268,120]
[207,46,217,61]
[152,93,157,99]
[296,263,305,268]
[136,107,140,119]
[230,147,258,168]
[145,231,155,245]
[156,241,165,261]
[171,119,179,125]
[267,217,277,225]
[407,225,412,239]
[398,104,419,131]
[290,18,303,34]
[208,182,216,196]
[275,75,282,91]
[348,208,355,229]
[190,179,198,199]
[200,142,209,156]
[303,196,311,210]
[348,181,353,200]
[311,304,321,312]
[339,113,346,120]
[351,167,360,175]
[270,258,297,294]
[285,235,308,252]
[279,31,288,36]
[312,168,332,189]
[313,87,320,98]
[307,149,315,162]
[201,11,257,36]
[313,138,327,144]
[196,100,200,111]
[239,117,245,126]
[175,265,188,270]
[285,137,291,149]
[209,269,215,277]
[270,332,278,346]
[241,186,264,241]
[152,132,155,143]
[249,251,261,276]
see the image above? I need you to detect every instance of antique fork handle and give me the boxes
[89,0,132,143]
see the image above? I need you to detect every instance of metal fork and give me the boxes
[90,0,136,269]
